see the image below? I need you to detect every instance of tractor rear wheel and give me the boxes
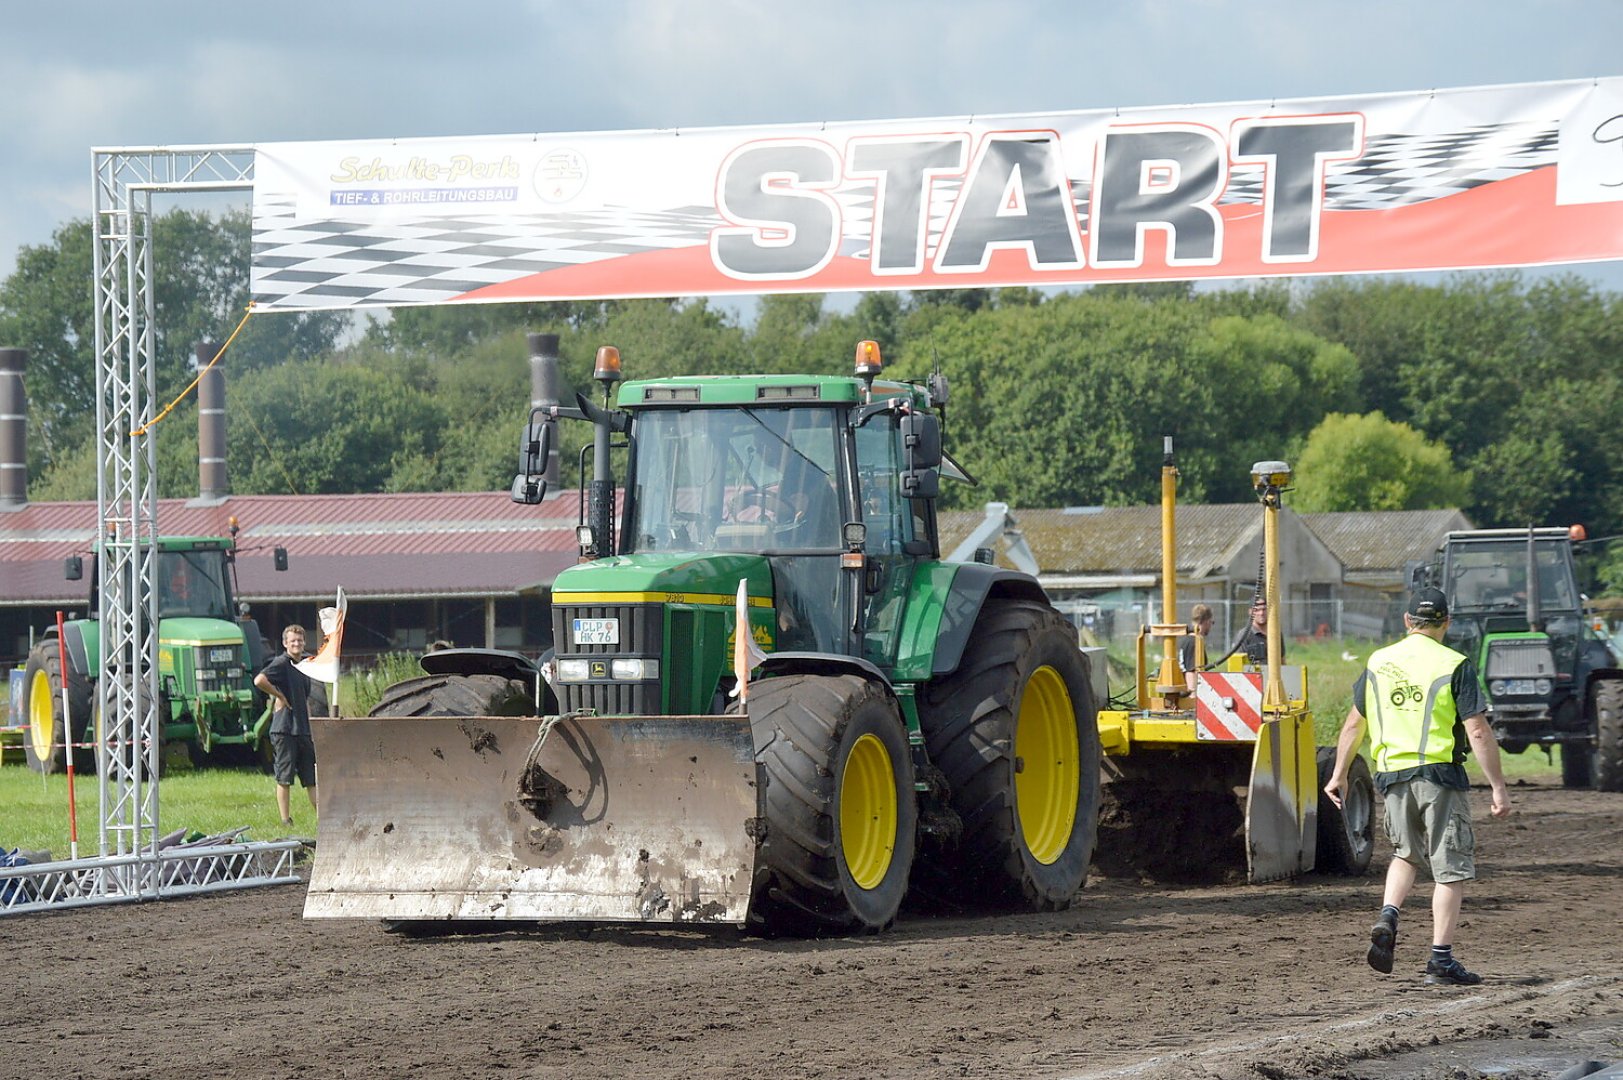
[746,673,916,936]
[1314,747,1374,874]
[1590,677,1623,792]
[367,674,534,718]
[21,641,92,775]
[917,599,1099,910]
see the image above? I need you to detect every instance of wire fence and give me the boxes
[1048,595,1410,651]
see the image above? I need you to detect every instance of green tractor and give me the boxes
[1418,527,1623,790]
[19,528,287,774]
[309,342,1101,935]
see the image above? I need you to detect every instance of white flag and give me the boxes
[295,586,348,685]
[730,578,767,702]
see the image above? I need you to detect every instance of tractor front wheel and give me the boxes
[746,673,916,936]
[367,673,534,718]
[1590,677,1623,792]
[917,599,1100,911]
[21,641,91,775]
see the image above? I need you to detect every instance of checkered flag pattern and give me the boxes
[252,196,720,308]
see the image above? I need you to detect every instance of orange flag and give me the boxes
[295,587,348,687]
[730,578,767,703]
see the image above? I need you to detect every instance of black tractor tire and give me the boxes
[367,673,535,718]
[21,640,93,775]
[1560,741,1594,789]
[745,673,917,936]
[916,599,1100,911]
[1314,746,1375,874]
[1590,677,1623,792]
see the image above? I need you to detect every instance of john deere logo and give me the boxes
[589,660,609,679]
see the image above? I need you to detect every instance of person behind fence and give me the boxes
[1324,586,1510,986]
[1181,603,1214,691]
[1227,597,1282,665]
[254,624,318,827]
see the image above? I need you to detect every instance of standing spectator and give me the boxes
[1181,603,1214,692]
[255,624,318,827]
[1324,586,1511,985]
[1228,598,1280,665]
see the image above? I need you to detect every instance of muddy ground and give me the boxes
[5,778,1622,1080]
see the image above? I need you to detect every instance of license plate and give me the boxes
[1501,679,1536,696]
[572,618,620,646]
[209,646,236,663]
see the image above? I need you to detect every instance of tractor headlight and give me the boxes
[1489,680,1507,697]
[611,658,658,681]
[1535,678,1552,695]
[556,659,590,682]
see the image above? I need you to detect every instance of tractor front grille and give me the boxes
[1484,639,1556,680]
[551,602,663,716]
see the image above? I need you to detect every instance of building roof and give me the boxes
[0,490,588,606]
[938,503,1265,579]
[1300,508,1473,581]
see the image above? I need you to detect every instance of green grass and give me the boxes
[1,765,306,861]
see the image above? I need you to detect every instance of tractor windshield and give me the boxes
[1445,540,1578,613]
[157,550,232,619]
[626,406,843,554]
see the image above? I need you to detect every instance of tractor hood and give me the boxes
[157,616,249,646]
[551,551,775,606]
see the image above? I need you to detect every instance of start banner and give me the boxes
[250,77,1623,310]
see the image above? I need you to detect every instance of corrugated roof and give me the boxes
[0,490,592,605]
[938,504,1264,577]
[1299,509,1473,573]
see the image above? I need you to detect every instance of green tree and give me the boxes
[1293,412,1471,512]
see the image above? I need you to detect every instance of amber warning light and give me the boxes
[594,345,623,384]
[854,340,882,377]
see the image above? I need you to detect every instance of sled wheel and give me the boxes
[1314,746,1374,874]
[746,673,916,935]
[918,599,1100,910]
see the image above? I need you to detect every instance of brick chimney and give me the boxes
[0,348,26,509]
[195,341,228,502]
[528,332,561,486]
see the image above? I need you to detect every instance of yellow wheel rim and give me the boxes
[28,668,57,763]
[839,732,898,890]
[1014,665,1080,865]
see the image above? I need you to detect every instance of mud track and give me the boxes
[5,779,1621,1079]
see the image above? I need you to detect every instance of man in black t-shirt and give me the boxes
[254,624,317,827]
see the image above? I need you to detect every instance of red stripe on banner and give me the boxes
[1195,707,1237,741]
[446,168,1623,304]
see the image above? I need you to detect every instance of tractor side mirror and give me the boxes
[900,412,941,501]
[273,547,289,572]
[511,417,555,506]
[1405,560,1427,590]
[64,555,83,581]
[900,412,942,469]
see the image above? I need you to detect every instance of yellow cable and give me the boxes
[131,302,255,437]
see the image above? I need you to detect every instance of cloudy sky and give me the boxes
[2,0,1619,288]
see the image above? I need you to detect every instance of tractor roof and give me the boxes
[619,374,921,408]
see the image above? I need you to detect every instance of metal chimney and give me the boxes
[196,341,228,501]
[0,348,27,509]
[527,332,562,486]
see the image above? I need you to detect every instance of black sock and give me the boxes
[1380,904,1399,927]
[1431,944,1453,963]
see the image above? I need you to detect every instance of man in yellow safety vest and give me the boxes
[1325,586,1511,985]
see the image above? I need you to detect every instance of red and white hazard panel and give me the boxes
[1195,672,1264,741]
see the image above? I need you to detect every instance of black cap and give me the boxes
[1407,586,1449,622]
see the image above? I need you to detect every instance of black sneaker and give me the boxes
[1367,918,1396,974]
[1424,957,1483,986]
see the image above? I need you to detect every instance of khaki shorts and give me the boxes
[1382,777,1475,883]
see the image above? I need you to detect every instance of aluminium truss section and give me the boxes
[90,146,258,893]
[0,839,302,916]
